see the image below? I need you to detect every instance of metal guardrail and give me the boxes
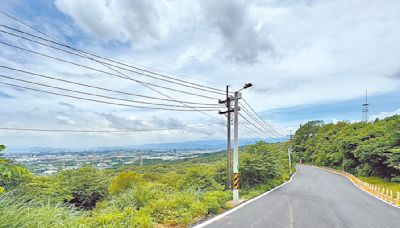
[309,165,400,208]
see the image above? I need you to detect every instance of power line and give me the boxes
[0,74,222,109]
[0,65,221,106]
[0,81,220,112]
[239,105,282,137]
[0,28,225,96]
[0,41,225,122]
[238,123,265,140]
[0,41,220,100]
[239,113,271,137]
[0,11,225,123]
[241,98,284,137]
[0,14,226,93]
[0,122,224,133]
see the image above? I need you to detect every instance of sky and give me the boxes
[0,0,400,148]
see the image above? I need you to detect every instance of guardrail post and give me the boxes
[385,189,389,201]
[389,190,393,204]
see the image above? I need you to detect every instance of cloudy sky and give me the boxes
[1,0,400,148]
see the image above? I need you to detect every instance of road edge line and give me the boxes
[193,168,298,228]
[306,165,400,210]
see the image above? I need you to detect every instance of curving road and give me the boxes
[203,165,400,228]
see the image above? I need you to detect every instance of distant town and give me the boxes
[5,148,221,175]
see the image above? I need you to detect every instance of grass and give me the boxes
[359,176,400,194]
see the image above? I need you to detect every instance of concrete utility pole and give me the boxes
[233,91,241,204]
[288,147,292,176]
[288,130,292,176]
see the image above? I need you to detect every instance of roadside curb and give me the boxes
[305,165,400,209]
[193,169,298,228]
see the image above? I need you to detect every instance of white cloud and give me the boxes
[55,0,174,47]
[370,109,400,120]
[56,115,76,125]
[199,0,274,64]
[1,0,400,147]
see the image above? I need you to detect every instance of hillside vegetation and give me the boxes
[0,141,292,227]
[292,115,400,182]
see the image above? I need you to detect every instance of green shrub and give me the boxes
[178,166,223,191]
[13,176,71,205]
[82,207,155,227]
[109,183,165,210]
[144,191,205,226]
[0,158,31,191]
[202,191,229,214]
[109,171,144,195]
[57,165,109,209]
[0,193,81,228]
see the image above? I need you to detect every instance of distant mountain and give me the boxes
[4,137,287,154]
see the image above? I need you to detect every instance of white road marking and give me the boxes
[194,170,298,228]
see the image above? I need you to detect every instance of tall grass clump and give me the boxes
[0,193,81,228]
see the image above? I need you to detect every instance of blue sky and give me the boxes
[0,0,400,148]
[262,90,400,127]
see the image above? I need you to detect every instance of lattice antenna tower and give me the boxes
[362,90,369,122]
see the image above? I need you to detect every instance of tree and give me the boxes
[239,152,279,188]
[292,120,324,161]
[0,145,5,157]
[57,165,109,209]
[178,166,222,191]
[292,115,400,180]
[0,145,31,191]
[109,171,145,195]
[13,175,71,205]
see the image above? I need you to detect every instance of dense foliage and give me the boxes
[292,115,400,181]
[0,142,292,227]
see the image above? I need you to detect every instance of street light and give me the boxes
[238,83,253,92]
[232,82,252,205]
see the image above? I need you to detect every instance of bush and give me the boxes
[57,165,109,209]
[81,207,155,227]
[202,191,229,214]
[109,183,165,210]
[178,166,223,191]
[109,172,144,195]
[0,158,31,191]
[13,176,71,205]
[0,193,80,228]
[391,176,400,182]
[144,191,206,226]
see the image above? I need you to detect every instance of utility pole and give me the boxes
[139,154,143,166]
[342,151,345,172]
[233,91,241,205]
[288,130,292,176]
[226,87,232,189]
[288,147,292,176]
[219,86,234,189]
[219,83,252,205]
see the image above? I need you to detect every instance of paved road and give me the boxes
[205,165,400,228]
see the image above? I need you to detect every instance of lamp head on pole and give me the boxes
[238,83,253,92]
[243,83,252,89]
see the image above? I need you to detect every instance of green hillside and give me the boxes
[292,115,400,182]
[0,142,292,227]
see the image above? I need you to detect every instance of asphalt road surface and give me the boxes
[204,165,400,228]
